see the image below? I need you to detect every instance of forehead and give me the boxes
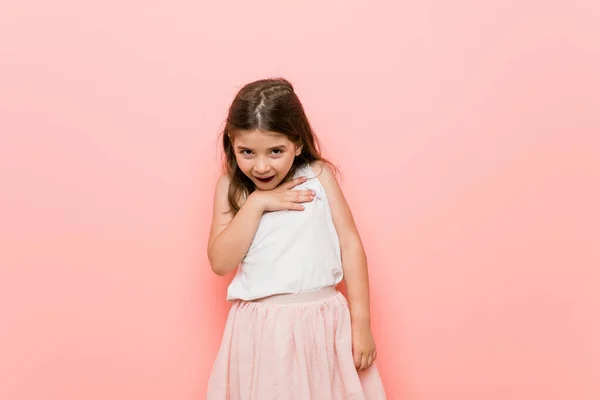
[232,129,294,148]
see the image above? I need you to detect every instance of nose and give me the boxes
[254,158,271,175]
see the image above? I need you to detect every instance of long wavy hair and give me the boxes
[221,78,335,214]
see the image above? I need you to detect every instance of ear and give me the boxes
[295,143,303,156]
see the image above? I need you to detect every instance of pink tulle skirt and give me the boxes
[207,287,386,399]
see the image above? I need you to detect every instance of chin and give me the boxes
[255,182,277,191]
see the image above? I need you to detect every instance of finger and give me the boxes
[353,350,362,370]
[373,348,377,361]
[289,191,315,203]
[359,354,369,371]
[367,353,374,368]
[287,202,305,211]
[281,176,307,189]
[298,193,316,203]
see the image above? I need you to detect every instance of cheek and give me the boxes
[234,156,251,172]
[275,154,296,171]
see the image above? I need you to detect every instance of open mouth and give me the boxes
[255,176,275,184]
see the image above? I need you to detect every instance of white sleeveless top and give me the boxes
[227,163,344,301]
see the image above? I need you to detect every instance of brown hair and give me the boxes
[221,78,335,214]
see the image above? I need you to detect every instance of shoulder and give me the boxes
[216,174,231,191]
[214,173,247,209]
[309,160,337,181]
[309,161,358,243]
[309,160,339,190]
[309,160,343,201]
[213,174,232,201]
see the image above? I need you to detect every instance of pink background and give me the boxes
[1,0,599,399]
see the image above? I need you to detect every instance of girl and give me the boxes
[207,78,386,399]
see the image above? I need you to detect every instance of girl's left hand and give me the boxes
[351,323,377,371]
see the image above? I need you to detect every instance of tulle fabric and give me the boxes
[207,288,386,399]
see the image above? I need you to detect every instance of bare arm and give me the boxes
[207,175,264,276]
[207,174,315,276]
[313,162,376,370]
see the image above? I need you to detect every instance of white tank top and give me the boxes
[227,163,344,301]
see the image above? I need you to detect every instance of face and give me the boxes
[231,129,302,190]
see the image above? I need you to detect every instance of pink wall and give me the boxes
[1,0,599,399]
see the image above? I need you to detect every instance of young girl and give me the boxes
[207,78,386,399]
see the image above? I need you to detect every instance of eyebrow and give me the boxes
[235,145,287,151]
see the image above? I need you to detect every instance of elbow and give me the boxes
[340,236,363,253]
[207,249,234,276]
[208,253,226,276]
[207,238,242,276]
[210,263,229,276]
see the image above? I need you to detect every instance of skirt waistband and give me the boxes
[253,287,338,304]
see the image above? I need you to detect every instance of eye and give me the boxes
[240,149,253,156]
[271,148,284,155]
